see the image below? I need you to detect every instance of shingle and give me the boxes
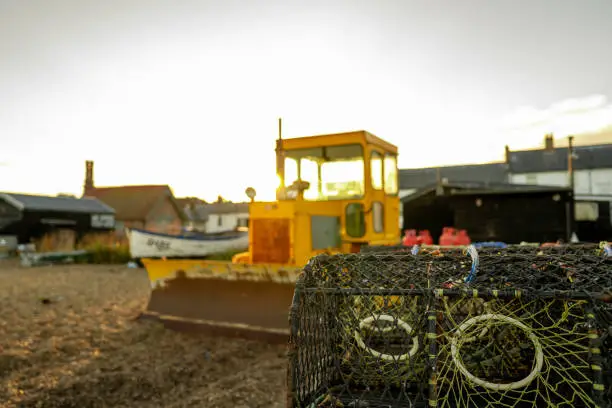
[0,193,115,214]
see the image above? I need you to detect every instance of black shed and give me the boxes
[0,192,116,244]
[401,182,575,244]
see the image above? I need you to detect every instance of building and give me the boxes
[0,192,115,248]
[506,135,612,200]
[398,135,612,242]
[179,199,249,234]
[177,197,209,232]
[399,162,509,198]
[82,161,185,236]
[401,182,574,244]
[398,163,510,229]
[506,136,612,241]
[399,135,612,201]
[203,202,249,233]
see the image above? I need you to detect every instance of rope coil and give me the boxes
[353,314,420,362]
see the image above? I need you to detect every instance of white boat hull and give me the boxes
[127,228,249,259]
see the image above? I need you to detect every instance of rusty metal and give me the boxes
[140,273,295,344]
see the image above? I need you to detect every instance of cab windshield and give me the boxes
[284,144,364,200]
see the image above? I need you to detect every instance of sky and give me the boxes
[1,0,611,202]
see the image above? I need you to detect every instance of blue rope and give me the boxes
[411,245,420,255]
[604,243,612,257]
[464,244,479,283]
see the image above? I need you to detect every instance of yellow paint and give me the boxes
[144,129,401,282]
[142,258,303,283]
[231,251,250,263]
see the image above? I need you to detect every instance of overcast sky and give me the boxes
[1,0,611,201]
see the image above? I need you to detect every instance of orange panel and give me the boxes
[251,218,291,264]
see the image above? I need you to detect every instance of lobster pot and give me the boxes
[288,250,611,408]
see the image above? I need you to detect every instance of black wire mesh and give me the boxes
[361,243,605,256]
[287,245,612,408]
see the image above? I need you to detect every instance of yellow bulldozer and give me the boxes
[140,122,402,342]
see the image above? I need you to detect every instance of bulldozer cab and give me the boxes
[243,130,401,267]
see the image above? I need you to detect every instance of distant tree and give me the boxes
[57,193,76,198]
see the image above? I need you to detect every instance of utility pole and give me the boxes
[275,118,285,200]
[567,135,575,192]
[566,135,575,243]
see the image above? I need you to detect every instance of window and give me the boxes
[525,174,538,184]
[372,201,384,233]
[384,154,398,195]
[217,216,223,227]
[575,202,598,221]
[284,144,365,201]
[370,151,383,190]
[345,203,365,238]
[285,158,299,187]
[92,214,115,229]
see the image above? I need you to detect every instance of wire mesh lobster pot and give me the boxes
[287,245,612,408]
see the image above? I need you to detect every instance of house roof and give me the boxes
[84,185,183,221]
[507,143,612,173]
[176,197,207,208]
[401,181,572,203]
[182,206,209,222]
[0,192,115,214]
[399,162,509,190]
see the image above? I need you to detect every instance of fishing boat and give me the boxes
[126,228,249,259]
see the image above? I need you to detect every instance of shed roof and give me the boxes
[401,181,572,203]
[399,162,509,190]
[84,185,183,221]
[0,192,115,214]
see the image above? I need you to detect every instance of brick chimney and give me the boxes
[83,160,95,196]
[544,133,554,151]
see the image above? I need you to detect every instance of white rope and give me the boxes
[353,314,419,361]
[450,313,544,391]
[459,302,492,343]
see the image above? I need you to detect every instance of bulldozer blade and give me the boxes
[140,258,302,343]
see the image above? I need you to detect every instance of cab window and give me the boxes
[284,144,365,201]
[372,201,384,233]
[384,154,398,195]
[370,151,383,190]
[345,203,365,237]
